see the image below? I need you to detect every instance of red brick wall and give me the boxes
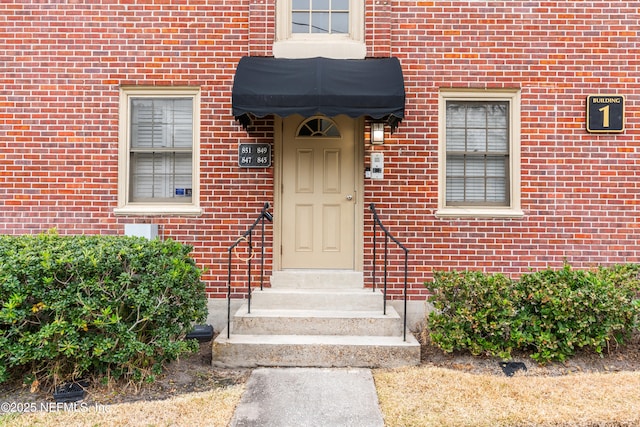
[378,1,640,298]
[2,1,640,300]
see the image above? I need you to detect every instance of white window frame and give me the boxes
[436,89,523,219]
[273,0,365,59]
[116,87,201,216]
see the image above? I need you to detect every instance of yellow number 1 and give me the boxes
[599,105,610,128]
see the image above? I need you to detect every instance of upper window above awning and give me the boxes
[232,56,405,131]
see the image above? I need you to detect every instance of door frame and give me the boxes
[273,115,365,271]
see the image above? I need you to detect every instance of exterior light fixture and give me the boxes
[370,122,385,145]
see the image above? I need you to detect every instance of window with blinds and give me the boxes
[445,101,509,207]
[129,98,193,203]
[116,87,200,215]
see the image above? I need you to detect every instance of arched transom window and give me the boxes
[296,116,341,137]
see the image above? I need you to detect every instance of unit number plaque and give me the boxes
[238,143,271,168]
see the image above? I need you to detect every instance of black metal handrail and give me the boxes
[226,202,273,338]
[369,203,409,341]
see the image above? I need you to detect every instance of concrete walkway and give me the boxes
[230,368,385,427]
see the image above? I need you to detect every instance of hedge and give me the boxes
[425,264,640,363]
[0,231,207,386]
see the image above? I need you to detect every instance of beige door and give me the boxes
[281,115,356,269]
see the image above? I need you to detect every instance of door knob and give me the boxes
[346,194,353,201]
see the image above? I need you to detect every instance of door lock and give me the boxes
[346,194,353,201]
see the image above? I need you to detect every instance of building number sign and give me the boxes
[586,95,625,133]
[238,143,271,168]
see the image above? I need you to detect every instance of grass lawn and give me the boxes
[0,386,244,427]
[374,366,640,427]
[2,366,640,427]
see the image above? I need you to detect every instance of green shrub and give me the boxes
[0,231,207,386]
[519,264,640,363]
[426,270,523,360]
[426,264,640,364]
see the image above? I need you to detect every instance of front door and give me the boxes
[280,115,357,269]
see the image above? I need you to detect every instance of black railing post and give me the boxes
[372,215,377,293]
[260,202,271,291]
[383,234,388,315]
[227,247,232,339]
[260,212,265,291]
[403,247,408,341]
[369,203,410,342]
[247,232,253,314]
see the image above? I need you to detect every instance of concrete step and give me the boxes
[212,330,421,368]
[231,305,404,336]
[270,270,364,289]
[249,288,384,311]
[212,270,420,368]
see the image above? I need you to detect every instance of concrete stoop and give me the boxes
[212,271,421,368]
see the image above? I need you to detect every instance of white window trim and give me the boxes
[115,87,202,216]
[436,89,524,219]
[273,0,365,59]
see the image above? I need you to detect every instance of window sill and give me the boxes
[114,204,202,217]
[435,207,525,219]
[273,40,366,59]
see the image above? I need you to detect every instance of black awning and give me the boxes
[232,56,405,130]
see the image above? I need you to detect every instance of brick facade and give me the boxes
[2,1,639,302]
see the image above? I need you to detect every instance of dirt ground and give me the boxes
[0,341,250,409]
[419,330,640,377]
[1,331,639,409]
